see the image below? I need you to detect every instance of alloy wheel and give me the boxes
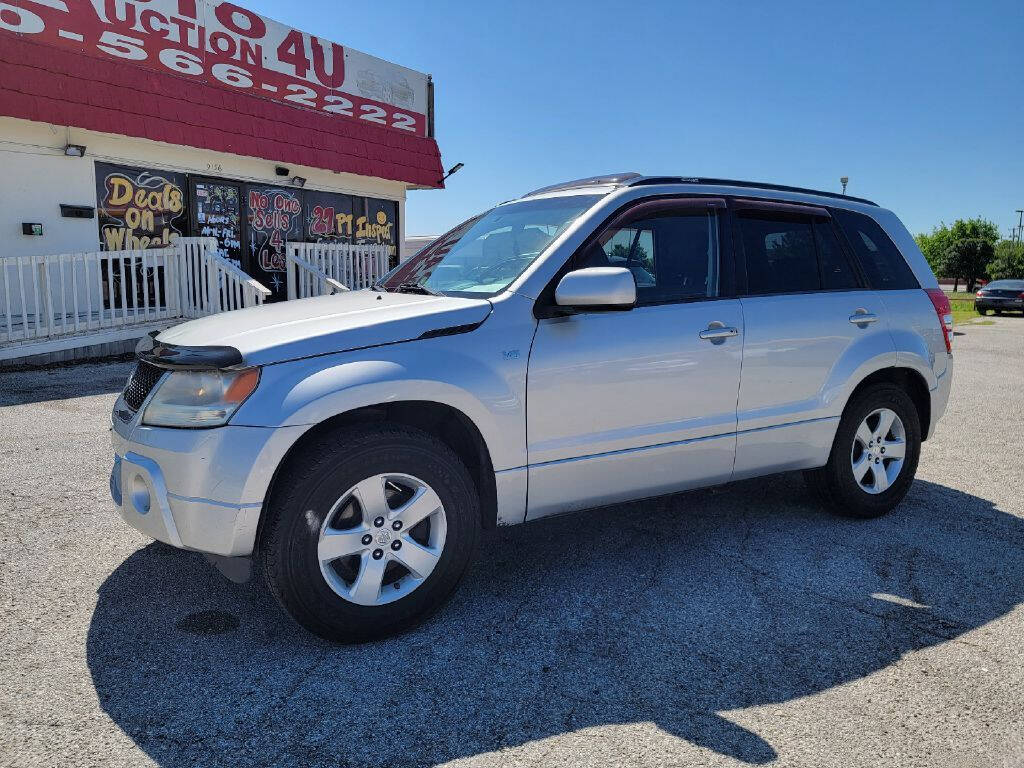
[850,408,906,495]
[317,473,447,606]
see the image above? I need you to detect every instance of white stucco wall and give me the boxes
[0,115,408,259]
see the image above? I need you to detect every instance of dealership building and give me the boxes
[0,0,444,302]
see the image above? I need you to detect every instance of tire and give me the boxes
[260,423,480,643]
[803,384,921,519]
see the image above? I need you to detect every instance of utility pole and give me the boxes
[1015,210,1023,249]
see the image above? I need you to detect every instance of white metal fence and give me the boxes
[285,251,349,300]
[286,242,389,298]
[0,238,269,349]
[1,239,390,358]
[178,238,272,317]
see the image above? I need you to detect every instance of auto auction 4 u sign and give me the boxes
[0,0,431,135]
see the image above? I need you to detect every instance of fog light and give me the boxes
[131,474,151,515]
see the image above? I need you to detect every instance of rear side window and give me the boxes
[833,209,919,290]
[815,220,860,290]
[739,214,819,294]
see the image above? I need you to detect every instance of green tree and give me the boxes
[916,217,999,290]
[940,238,994,292]
[915,225,953,275]
[949,217,1000,244]
[987,240,1024,281]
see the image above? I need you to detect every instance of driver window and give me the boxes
[600,227,656,287]
[583,210,720,304]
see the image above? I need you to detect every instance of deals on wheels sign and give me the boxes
[0,0,431,136]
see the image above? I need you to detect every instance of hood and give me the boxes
[156,290,493,367]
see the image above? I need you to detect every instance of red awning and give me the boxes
[0,37,444,189]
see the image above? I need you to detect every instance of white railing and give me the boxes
[178,238,272,318]
[1,237,269,348]
[286,242,389,298]
[285,252,349,300]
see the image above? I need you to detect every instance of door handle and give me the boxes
[699,324,739,341]
[849,309,879,325]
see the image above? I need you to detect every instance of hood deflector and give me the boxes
[136,332,244,370]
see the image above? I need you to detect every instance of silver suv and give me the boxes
[110,174,954,642]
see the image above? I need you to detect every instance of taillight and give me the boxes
[976,291,985,298]
[925,288,953,354]
[1019,292,1024,299]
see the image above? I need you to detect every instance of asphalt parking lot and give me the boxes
[2,317,1023,768]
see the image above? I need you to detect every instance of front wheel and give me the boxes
[804,384,921,519]
[260,424,480,642]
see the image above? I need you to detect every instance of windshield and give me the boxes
[378,194,602,296]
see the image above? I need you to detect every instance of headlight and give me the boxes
[142,368,260,428]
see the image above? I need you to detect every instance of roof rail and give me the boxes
[524,172,642,198]
[627,176,878,206]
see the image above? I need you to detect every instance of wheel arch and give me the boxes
[255,400,499,555]
[844,367,932,440]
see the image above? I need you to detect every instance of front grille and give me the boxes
[122,361,164,411]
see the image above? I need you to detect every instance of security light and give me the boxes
[291,176,307,188]
[439,162,464,185]
[64,144,87,157]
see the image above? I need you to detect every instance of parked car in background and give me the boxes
[109,174,953,642]
[975,280,1024,315]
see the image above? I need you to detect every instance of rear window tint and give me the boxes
[815,220,860,290]
[833,209,919,290]
[738,214,819,294]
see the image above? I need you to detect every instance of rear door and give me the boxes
[731,200,894,478]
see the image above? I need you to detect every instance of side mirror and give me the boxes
[554,267,636,311]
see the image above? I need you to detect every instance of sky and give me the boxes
[251,0,1023,239]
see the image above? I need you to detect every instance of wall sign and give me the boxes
[246,184,303,298]
[192,179,243,265]
[363,198,399,268]
[0,0,430,135]
[304,190,356,243]
[303,193,399,268]
[93,163,399,293]
[96,162,187,250]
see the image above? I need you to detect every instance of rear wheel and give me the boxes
[260,424,480,642]
[804,384,921,518]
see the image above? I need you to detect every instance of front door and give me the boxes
[526,198,743,519]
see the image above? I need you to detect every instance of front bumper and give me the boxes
[110,397,306,556]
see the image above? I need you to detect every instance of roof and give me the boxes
[0,37,444,189]
[523,173,877,206]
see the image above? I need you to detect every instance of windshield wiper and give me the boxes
[395,282,439,296]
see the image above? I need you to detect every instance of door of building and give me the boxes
[190,178,244,268]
